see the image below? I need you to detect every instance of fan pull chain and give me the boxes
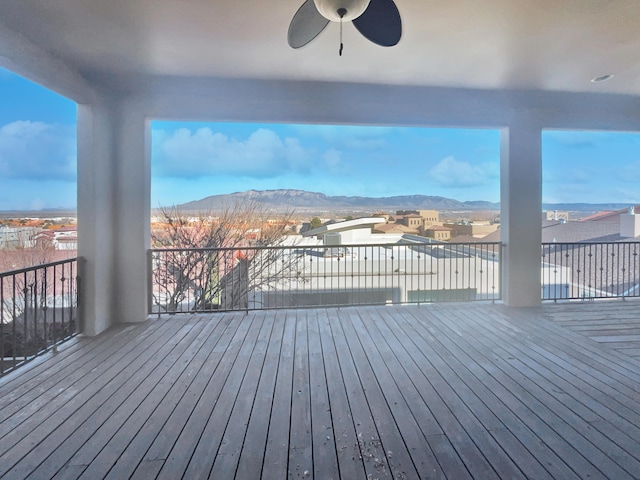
[338,8,346,56]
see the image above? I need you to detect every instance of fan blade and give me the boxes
[352,0,402,47]
[288,0,330,48]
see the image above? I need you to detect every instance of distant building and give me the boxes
[579,204,640,223]
[375,210,442,236]
[396,213,423,231]
[247,218,499,308]
[386,210,442,236]
[543,210,569,222]
[540,210,640,299]
[0,227,39,249]
[303,217,387,243]
[425,225,452,241]
[373,223,418,235]
[33,227,78,251]
[444,222,499,239]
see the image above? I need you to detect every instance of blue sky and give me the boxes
[1,67,638,210]
[151,122,501,207]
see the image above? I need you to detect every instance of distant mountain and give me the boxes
[172,189,500,212]
[167,190,637,214]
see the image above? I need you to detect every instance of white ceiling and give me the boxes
[2,0,640,98]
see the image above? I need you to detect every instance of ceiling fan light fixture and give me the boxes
[313,0,371,22]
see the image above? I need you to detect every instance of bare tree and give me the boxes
[1,230,57,318]
[150,200,302,312]
[1,231,76,363]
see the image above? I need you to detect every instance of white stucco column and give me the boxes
[77,103,115,335]
[500,119,542,306]
[112,99,151,325]
[77,98,150,335]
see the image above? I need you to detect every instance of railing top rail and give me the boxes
[0,256,80,279]
[151,241,502,254]
[542,241,640,246]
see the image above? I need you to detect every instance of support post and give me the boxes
[500,119,543,306]
[77,97,150,335]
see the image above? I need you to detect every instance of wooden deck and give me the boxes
[1,302,640,479]
[543,300,640,359]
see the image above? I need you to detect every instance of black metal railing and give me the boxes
[541,241,640,301]
[149,242,501,313]
[1,258,79,377]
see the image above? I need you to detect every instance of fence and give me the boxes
[1,258,79,377]
[149,242,501,313]
[541,241,640,300]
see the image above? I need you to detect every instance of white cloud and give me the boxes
[152,127,313,178]
[429,156,497,188]
[0,121,76,180]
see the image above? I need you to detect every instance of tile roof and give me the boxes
[542,222,627,243]
[373,223,418,234]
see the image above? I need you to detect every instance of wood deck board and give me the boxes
[17,316,216,480]
[0,318,174,431]
[434,306,632,479]
[67,318,211,480]
[389,308,528,480]
[450,318,607,479]
[234,312,287,480]
[315,308,368,480]
[155,312,257,479]
[413,308,574,480]
[138,313,244,470]
[260,312,295,480]
[349,309,447,479]
[379,309,503,480]
[360,308,472,480]
[306,309,341,480]
[100,314,234,480]
[0,317,192,478]
[180,311,268,480]
[326,309,394,480]
[544,301,640,359]
[209,311,276,480]
[287,310,314,479]
[340,310,421,479]
[1,302,640,479]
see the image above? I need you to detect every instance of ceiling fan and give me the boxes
[288,0,402,55]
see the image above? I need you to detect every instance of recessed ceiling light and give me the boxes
[591,74,614,83]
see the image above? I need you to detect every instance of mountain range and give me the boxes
[169,190,637,214]
[173,189,501,212]
[0,190,633,216]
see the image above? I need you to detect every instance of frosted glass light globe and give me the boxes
[313,0,372,22]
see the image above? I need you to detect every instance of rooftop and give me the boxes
[303,217,386,238]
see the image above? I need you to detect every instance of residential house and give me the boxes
[444,221,499,239]
[425,225,452,241]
